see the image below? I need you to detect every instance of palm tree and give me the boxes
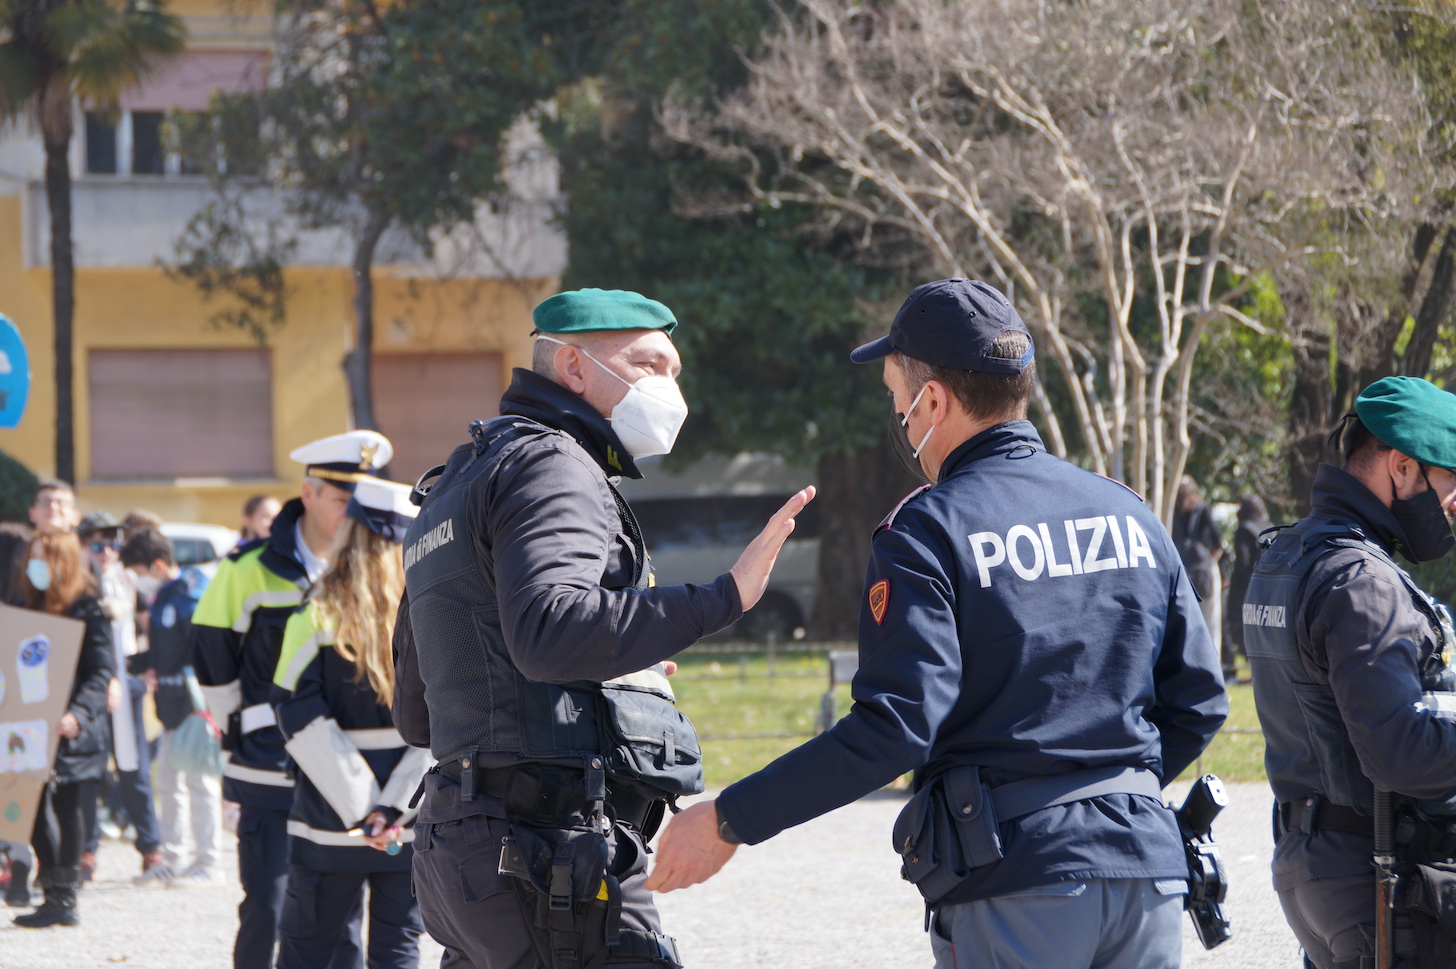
[0,0,184,482]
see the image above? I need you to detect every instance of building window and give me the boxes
[373,353,504,483]
[84,113,117,175]
[131,111,166,175]
[89,349,274,480]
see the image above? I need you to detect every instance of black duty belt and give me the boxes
[436,756,660,832]
[1281,797,1373,838]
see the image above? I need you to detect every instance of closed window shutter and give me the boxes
[373,353,503,484]
[89,349,274,479]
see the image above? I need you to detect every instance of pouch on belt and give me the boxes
[893,765,1003,905]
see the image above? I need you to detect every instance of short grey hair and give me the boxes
[531,336,558,379]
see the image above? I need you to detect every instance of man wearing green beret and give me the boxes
[393,288,814,969]
[1246,375,1456,969]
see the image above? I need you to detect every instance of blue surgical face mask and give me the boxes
[26,558,51,592]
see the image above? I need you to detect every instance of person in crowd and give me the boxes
[1223,493,1271,681]
[121,528,220,884]
[1246,377,1456,968]
[192,431,389,969]
[394,289,810,969]
[77,511,166,884]
[120,510,163,542]
[647,279,1226,969]
[0,521,33,602]
[239,495,282,544]
[27,479,79,537]
[13,532,116,928]
[0,520,35,907]
[273,478,429,969]
[1174,475,1228,677]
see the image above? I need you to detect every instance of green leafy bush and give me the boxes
[0,450,39,523]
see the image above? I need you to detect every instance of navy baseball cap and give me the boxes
[850,278,1034,374]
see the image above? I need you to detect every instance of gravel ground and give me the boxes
[0,782,1300,968]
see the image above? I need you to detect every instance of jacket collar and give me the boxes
[499,368,641,479]
[260,497,310,587]
[938,420,1045,482]
[1308,463,1409,554]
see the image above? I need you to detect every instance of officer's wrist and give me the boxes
[714,800,743,846]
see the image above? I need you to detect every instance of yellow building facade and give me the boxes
[0,1,560,526]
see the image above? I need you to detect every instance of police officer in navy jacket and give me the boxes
[648,279,1228,969]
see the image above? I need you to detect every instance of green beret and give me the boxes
[1355,376,1456,470]
[532,289,677,336]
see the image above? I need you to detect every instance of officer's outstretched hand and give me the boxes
[645,800,736,893]
[731,486,816,611]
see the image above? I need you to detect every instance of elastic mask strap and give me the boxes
[536,335,631,389]
[902,384,935,459]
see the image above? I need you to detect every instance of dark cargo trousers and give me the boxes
[1279,870,1421,969]
[234,807,364,969]
[276,867,421,969]
[413,812,676,969]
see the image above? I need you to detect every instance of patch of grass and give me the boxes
[1176,681,1265,784]
[674,651,1267,789]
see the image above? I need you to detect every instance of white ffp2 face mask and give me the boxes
[25,558,50,592]
[538,336,689,459]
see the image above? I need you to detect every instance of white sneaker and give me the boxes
[173,864,214,885]
[133,854,175,886]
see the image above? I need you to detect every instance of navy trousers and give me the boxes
[235,808,364,969]
[276,867,421,969]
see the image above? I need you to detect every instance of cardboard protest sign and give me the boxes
[0,605,84,845]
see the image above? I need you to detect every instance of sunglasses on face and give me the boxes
[89,540,120,553]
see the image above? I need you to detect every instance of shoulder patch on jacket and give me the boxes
[868,579,890,625]
[874,484,933,537]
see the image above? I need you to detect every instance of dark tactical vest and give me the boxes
[1246,519,1456,814]
[404,418,703,797]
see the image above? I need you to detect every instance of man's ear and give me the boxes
[1389,449,1422,496]
[929,379,953,424]
[556,345,588,394]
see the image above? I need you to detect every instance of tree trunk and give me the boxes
[44,135,75,483]
[808,435,922,641]
[1283,281,1331,519]
[1401,227,1455,380]
[342,208,389,431]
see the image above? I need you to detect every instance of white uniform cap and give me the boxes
[345,477,418,542]
[289,430,394,488]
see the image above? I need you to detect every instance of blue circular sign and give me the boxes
[0,314,30,430]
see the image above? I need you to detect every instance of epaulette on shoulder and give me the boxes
[1093,472,1144,502]
[227,537,265,562]
[874,484,933,536]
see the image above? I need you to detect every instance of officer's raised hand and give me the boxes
[730,487,816,610]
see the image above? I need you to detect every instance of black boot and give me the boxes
[4,858,30,907]
[14,866,79,928]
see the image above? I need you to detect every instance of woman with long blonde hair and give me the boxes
[270,478,429,969]
[13,532,115,928]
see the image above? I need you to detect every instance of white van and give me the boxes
[615,454,817,642]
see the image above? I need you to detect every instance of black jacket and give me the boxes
[54,595,116,784]
[393,369,741,766]
[1258,465,1456,886]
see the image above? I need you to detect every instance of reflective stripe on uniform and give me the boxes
[223,763,296,788]
[234,589,305,633]
[285,819,416,847]
[192,546,303,631]
[345,727,405,750]
[275,607,333,692]
[240,703,276,734]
